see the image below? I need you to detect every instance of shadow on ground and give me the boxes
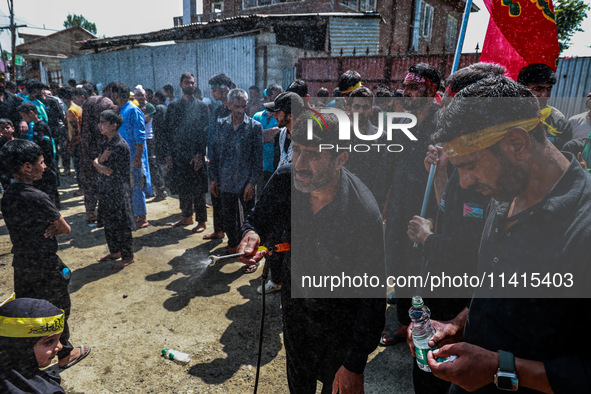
[188,281,284,385]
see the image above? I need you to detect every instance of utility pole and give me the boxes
[0,0,26,80]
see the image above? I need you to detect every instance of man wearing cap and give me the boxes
[163,72,209,233]
[209,88,263,260]
[238,112,384,393]
[253,91,303,293]
[378,63,441,346]
[423,76,591,393]
[0,72,26,137]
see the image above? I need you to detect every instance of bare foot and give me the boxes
[136,220,149,229]
[171,217,194,227]
[190,222,206,233]
[203,231,225,240]
[112,258,134,269]
[98,253,121,262]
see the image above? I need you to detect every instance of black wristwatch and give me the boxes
[494,350,519,391]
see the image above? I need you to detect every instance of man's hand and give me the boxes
[165,156,173,174]
[243,183,255,202]
[211,181,219,198]
[44,223,58,238]
[407,215,434,245]
[424,144,448,174]
[332,366,364,394]
[237,230,266,266]
[132,156,142,169]
[98,148,112,164]
[427,343,498,392]
[428,308,467,349]
[263,127,280,143]
[190,154,203,171]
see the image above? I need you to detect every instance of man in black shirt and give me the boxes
[238,112,384,393]
[204,73,233,241]
[426,76,591,393]
[163,72,209,233]
[0,72,25,133]
[0,139,89,369]
[17,102,60,208]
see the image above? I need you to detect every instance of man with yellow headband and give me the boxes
[423,76,591,393]
[0,297,66,393]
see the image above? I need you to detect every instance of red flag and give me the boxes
[480,0,560,80]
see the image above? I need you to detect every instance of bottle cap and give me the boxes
[411,295,424,306]
[161,348,167,355]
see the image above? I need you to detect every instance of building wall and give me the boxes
[196,0,465,56]
[61,34,312,99]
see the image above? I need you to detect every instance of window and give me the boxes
[211,1,224,13]
[421,3,434,39]
[445,15,459,50]
[244,0,302,7]
[341,0,377,12]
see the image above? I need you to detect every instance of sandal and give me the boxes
[59,345,91,370]
[191,223,206,233]
[379,327,407,346]
[242,262,259,274]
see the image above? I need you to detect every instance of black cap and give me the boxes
[263,92,303,114]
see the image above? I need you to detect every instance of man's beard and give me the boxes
[472,155,529,202]
[182,87,196,96]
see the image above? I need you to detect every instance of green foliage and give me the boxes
[554,0,589,52]
[63,13,97,35]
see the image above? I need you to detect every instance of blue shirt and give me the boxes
[252,109,277,172]
[118,101,152,195]
[209,114,263,194]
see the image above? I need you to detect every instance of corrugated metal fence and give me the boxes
[329,17,380,57]
[298,53,481,94]
[60,36,256,96]
[550,57,591,119]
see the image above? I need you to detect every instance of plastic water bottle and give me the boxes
[409,295,436,372]
[161,348,191,364]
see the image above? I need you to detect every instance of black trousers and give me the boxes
[146,138,165,196]
[13,255,74,360]
[220,192,254,248]
[104,222,134,260]
[179,192,207,222]
[267,253,283,284]
[211,193,223,233]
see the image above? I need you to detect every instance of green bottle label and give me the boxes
[415,346,437,365]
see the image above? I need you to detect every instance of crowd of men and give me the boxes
[1,60,591,393]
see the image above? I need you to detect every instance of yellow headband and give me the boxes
[0,294,65,338]
[341,81,363,94]
[442,113,549,158]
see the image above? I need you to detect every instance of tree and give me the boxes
[63,14,97,35]
[554,0,589,52]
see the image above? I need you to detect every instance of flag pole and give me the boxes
[414,0,473,248]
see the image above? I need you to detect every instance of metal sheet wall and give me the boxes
[61,36,256,98]
[329,17,380,57]
[549,57,591,119]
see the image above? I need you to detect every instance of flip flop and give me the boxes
[242,262,259,274]
[379,329,406,346]
[60,345,91,370]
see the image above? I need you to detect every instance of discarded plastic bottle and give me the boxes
[409,295,436,372]
[59,267,71,280]
[161,348,191,364]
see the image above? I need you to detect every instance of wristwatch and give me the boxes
[494,350,519,391]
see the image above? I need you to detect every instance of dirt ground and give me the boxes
[0,173,414,393]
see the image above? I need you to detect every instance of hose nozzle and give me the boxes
[206,243,290,267]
